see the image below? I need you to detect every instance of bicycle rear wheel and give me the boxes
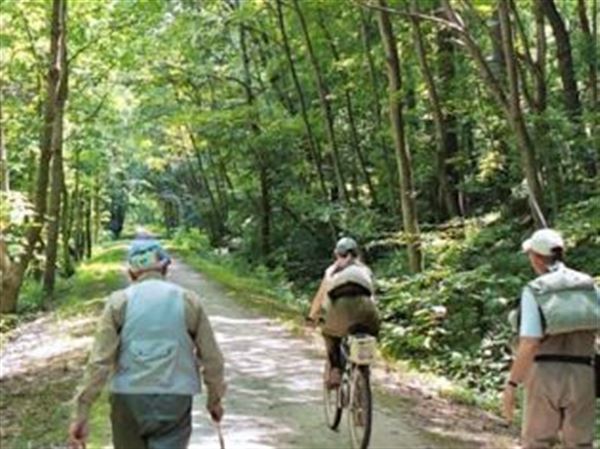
[323,362,343,430]
[348,365,372,449]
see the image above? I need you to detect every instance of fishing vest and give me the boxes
[526,264,599,336]
[111,279,201,395]
[326,262,374,301]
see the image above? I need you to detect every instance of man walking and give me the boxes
[69,239,225,448]
[504,228,599,449]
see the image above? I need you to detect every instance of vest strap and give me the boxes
[534,354,593,366]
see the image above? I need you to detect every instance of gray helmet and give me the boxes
[334,237,358,256]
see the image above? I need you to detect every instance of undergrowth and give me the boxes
[0,243,126,449]
[170,198,600,410]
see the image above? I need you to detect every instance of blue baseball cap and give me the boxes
[128,239,171,272]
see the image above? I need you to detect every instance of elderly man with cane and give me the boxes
[68,238,226,448]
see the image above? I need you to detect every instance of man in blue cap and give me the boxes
[69,238,225,448]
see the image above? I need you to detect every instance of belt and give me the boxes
[534,354,594,366]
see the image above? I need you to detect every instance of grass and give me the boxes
[0,242,126,449]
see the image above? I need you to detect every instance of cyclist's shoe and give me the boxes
[326,367,342,389]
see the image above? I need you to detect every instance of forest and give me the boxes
[0,0,599,445]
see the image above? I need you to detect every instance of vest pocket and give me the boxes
[127,340,178,388]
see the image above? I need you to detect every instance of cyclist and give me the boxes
[68,238,225,448]
[308,237,380,388]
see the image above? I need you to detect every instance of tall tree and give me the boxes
[1,0,68,313]
[409,0,459,219]
[43,0,69,297]
[441,0,546,226]
[292,0,350,204]
[540,0,582,123]
[316,14,378,206]
[375,0,422,273]
[274,0,329,204]
[0,98,8,192]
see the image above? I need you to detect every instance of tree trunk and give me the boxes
[85,194,92,259]
[239,22,271,259]
[187,128,222,242]
[61,179,74,277]
[1,0,67,313]
[274,0,336,245]
[0,98,8,192]
[436,16,461,218]
[73,148,84,257]
[498,0,545,225]
[531,0,560,218]
[291,0,349,204]
[316,15,377,206]
[376,0,422,273]
[490,8,506,83]
[442,0,546,226]
[409,0,459,220]
[92,176,101,244]
[576,0,598,174]
[540,0,582,122]
[43,0,69,298]
[250,31,296,115]
[274,0,329,204]
[359,8,398,215]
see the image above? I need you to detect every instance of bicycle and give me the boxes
[323,327,377,449]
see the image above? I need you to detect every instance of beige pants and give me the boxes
[523,362,596,449]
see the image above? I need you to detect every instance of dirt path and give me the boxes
[169,258,514,449]
[0,255,515,448]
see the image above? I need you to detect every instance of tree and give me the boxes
[1,0,68,313]
[375,0,422,273]
[409,0,459,219]
[43,0,69,298]
[441,0,546,226]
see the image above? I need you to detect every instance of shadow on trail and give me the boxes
[170,259,476,449]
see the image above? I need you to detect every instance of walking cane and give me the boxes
[212,419,225,449]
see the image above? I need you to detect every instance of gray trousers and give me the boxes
[110,394,192,449]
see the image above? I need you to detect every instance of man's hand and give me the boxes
[502,384,516,422]
[68,419,89,448]
[208,402,224,423]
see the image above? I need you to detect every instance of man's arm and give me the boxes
[72,291,125,421]
[508,337,541,383]
[308,277,329,320]
[509,287,543,382]
[186,292,226,408]
[503,287,542,421]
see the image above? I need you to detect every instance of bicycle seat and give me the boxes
[347,324,375,336]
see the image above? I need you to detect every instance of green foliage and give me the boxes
[375,199,599,395]
[0,243,125,448]
[170,229,305,316]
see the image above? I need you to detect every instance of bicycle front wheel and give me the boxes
[323,362,343,430]
[348,365,372,449]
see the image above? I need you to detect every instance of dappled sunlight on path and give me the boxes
[0,315,95,380]
[169,259,466,449]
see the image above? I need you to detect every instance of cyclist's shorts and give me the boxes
[322,295,379,338]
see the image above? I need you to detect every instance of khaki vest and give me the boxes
[536,330,595,358]
[527,264,599,336]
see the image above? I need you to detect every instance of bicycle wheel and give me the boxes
[323,362,343,430]
[348,365,372,449]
